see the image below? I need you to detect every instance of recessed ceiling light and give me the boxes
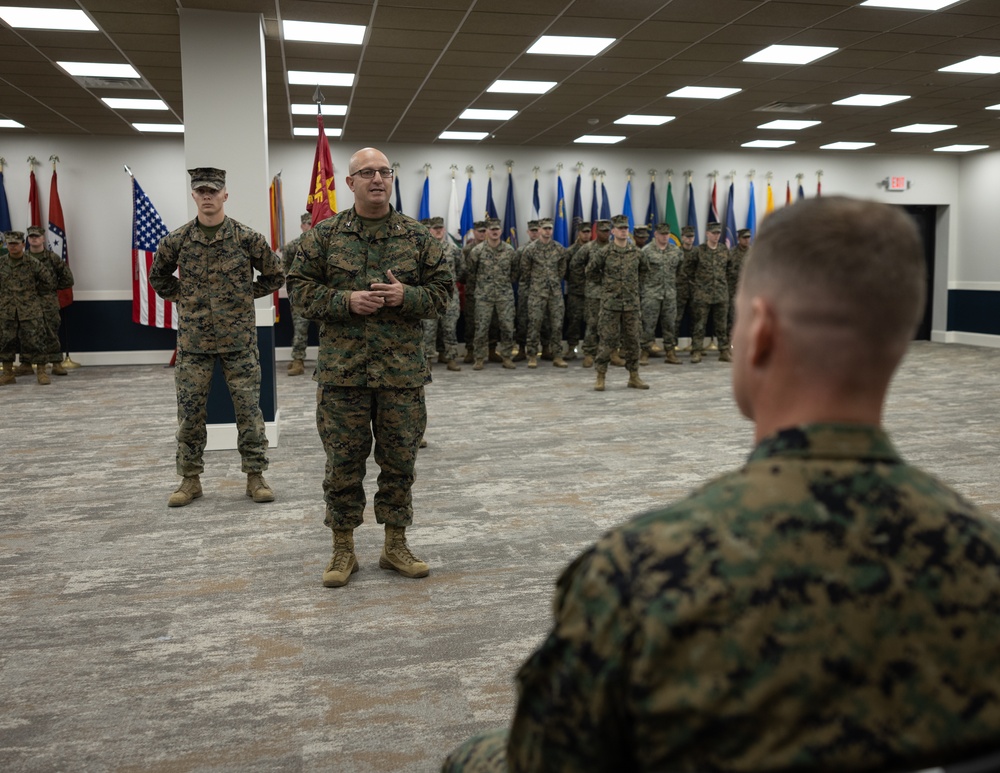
[460,108,518,121]
[757,119,821,130]
[439,131,488,141]
[0,7,97,30]
[288,71,355,87]
[861,0,962,9]
[614,114,674,126]
[934,144,988,152]
[821,141,876,150]
[291,103,348,116]
[741,139,795,148]
[57,61,139,78]
[987,104,1000,110]
[102,98,167,110]
[574,135,626,144]
[939,56,1000,74]
[0,118,25,129]
[487,79,557,94]
[294,126,343,137]
[833,93,910,106]
[132,123,184,133]
[667,86,741,100]
[892,123,956,133]
[526,35,615,56]
[743,45,837,65]
[282,20,365,45]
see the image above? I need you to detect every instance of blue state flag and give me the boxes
[724,182,738,249]
[686,181,700,245]
[485,176,498,219]
[0,170,10,232]
[623,179,635,233]
[554,175,569,247]
[460,177,474,244]
[571,171,584,232]
[502,170,518,247]
[418,174,430,222]
[590,176,598,229]
[531,177,541,221]
[394,176,403,214]
[645,179,659,231]
[797,181,805,201]
[600,181,611,220]
[747,181,757,239]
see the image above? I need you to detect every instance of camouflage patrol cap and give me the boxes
[188,167,226,191]
[486,217,501,228]
[634,224,650,234]
[577,221,592,231]
[527,220,540,230]
[474,220,487,231]
[419,218,432,226]
[596,219,612,231]
[26,225,46,237]
[538,217,554,228]
[300,212,311,225]
[611,215,629,228]
[737,228,752,237]
[681,225,695,236]
[429,216,445,227]
[4,230,24,243]
[706,221,722,233]
[655,222,672,234]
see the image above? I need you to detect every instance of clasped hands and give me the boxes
[349,270,404,315]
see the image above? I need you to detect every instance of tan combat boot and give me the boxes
[488,344,503,363]
[51,361,68,376]
[168,475,202,507]
[287,359,305,376]
[564,346,577,361]
[690,351,702,364]
[380,525,429,578]
[552,356,568,368]
[628,370,650,390]
[719,348,732,363]
[610,351,626,367]
[581,355,594,368]
[437,352,448,364]
[473,359,485,371]
[527,356,537,368]
[323,529,359,587]
[501,357,516,370]
[14,361,33,376]
[0,362,15,386]
[463,350,475,364]
[36,364,51,385]
[639,350,650,366]
[446,360,462,372]
[594,370,606,391]
[512,349,527,362]
[649,343,664,355]
[246,473,274,503]
[664,348,681,364]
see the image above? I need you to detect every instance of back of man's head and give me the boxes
[740,196,926,368]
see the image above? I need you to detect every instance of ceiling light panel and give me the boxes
[291,104,348,116]
[527,36,615,56]
[282,20,365,45]
[0,7,97,30]
[287,71,355,87]
[102,98,167,110]
[614,115,674,125]
[133,123,183,133]
[0,118,25,129]
[487,80,557,94]
[743,45,837,65]
[758,120,820,130]
[892,123,956,133]
[439,131,488,140]
[861,0,962,9]
[667,86,741,100]
[294,127,343,137]
[833,94,910,106]
[574,135,625,144]
[741,139,795,148]
[57,61,140,78]
[939,56,1000,74]
[460,108,517,120]
[934,144,988,152]
[821,141,876,150]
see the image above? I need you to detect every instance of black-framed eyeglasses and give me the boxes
[350,167,394,179]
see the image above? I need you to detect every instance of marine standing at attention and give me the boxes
[287,147,452,589]
[150,167,284,508]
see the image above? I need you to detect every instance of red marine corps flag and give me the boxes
[306,112,336,226]
[28,156,42,227]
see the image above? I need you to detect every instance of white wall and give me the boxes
[0,134,968,325]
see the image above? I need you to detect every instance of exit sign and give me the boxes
[888,176,908,191]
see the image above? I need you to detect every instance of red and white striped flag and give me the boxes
[131,176,176,329]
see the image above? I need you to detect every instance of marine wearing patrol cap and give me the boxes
[538,217,554,228]
[706,221,722,233]
[419,218,433,226]
[429,216,445,227]
[486,217,501,228]
[188,167,226,191]
[737,228,752,238]
[26,225,45,237]
[300,212,311,225]
[474,220,487,232]
[611,215,629,228]
[596,219,612,232]
[655,222,672,234]
[634,224,650,235]
[526,219,539,231]
[4,230,24,243]
[577,221,592,231]
[681,225,695,236]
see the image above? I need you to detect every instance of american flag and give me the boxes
[131,177,176,329]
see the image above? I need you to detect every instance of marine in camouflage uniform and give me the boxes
[286,147,452,588]
[421,216,462,370]
[459,221,487,363]
[571,219,611,367]
[639,222,682,364]
[463,218,517,368]
[281,212,314,376]
[149,167,284,507]
[512,220,539,361]
[24,225,74,374]
[0,231,58,385]
[686,221,731,363]
[562,220,591,360]
[521,217,567,368]
[444,196,1000,773]
[727,227,752,338]
[675,225,696,353]
[586,215,649,390]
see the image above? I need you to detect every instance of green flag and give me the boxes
[664,180,681,247]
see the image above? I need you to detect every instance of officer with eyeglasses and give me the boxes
[287,147,453,589]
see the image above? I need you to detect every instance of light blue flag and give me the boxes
[554,175,569,247]
[460,178,474,244]
[418,174,430,222]
[746,181,757,238]
[623,179,635,233]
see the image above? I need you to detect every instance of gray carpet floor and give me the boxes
[2,341,999,772]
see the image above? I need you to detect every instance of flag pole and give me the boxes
[46,155,80,370]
